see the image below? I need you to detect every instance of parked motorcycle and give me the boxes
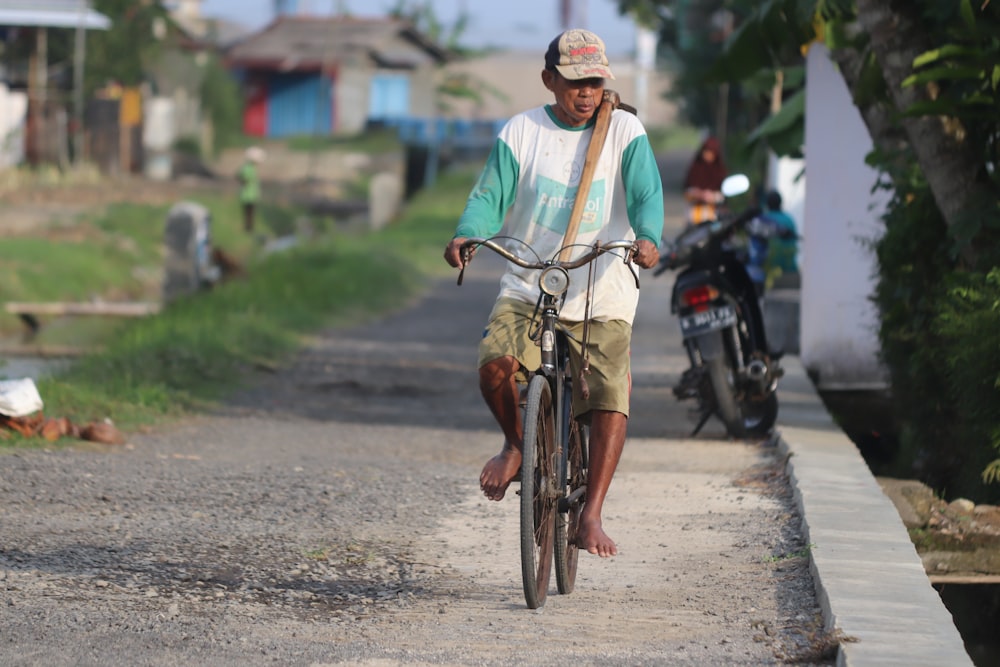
[654,174,789,439]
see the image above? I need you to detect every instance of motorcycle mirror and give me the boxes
[721,174,750,198]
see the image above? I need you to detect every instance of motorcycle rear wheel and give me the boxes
[706,355,745,438]
[741,391,778,438]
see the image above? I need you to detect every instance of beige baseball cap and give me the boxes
[544,28,615,80]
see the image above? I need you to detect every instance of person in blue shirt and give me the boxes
[760,190,799,285]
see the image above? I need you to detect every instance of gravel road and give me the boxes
[0,247,831,665]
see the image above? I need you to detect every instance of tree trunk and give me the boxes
[854,0,988,267]
[826,22,908,173]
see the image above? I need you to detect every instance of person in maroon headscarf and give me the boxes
[682,136,728,225]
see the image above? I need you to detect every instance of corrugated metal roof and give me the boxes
[225,15,448,70]
[0,1,110,30]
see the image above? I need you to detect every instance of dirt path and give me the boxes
[0,242,830,665]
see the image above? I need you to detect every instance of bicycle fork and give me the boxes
[537,300,559,375]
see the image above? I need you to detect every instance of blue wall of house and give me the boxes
[368,74,410,122]
[267,72,332,137]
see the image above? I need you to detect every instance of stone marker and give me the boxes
[162,201,220,303]
[368,171,402,231]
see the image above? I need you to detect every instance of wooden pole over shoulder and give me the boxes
[559,89,620,262]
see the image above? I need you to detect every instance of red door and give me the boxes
[243,76,268,137]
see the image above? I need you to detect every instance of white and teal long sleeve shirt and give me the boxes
[455,104,664,325]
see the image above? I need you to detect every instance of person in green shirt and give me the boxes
[237,147,264,233]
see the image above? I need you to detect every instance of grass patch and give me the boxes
[9,166,479,438]
[0,204,166,306]
[764,543,816,563]
[0,192,261,339]
[907,527,981,552]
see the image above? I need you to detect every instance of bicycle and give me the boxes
[457,236,639,609]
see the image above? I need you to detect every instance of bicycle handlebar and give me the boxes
[457,237,637,286]
[461,237,635,268]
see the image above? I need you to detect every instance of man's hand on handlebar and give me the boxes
[631,239,660,270]
[444,237,471,268]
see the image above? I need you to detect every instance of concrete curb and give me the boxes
[775,355,972,666]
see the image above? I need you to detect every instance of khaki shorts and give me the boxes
[478,297,632,418]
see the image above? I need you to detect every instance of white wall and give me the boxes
[800,43,890,390]
[0,83,27,169]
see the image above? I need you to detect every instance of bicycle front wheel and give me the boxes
[555,415,586,594]
[520,374,557,609]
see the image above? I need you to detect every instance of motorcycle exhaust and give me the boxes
[746,359,769,393]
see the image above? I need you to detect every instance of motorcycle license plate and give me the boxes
[679,304,737,337]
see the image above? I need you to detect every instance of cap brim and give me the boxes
[555,64,615,80]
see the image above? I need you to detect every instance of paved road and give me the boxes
[1,249,835,666]
[0,153,841,665]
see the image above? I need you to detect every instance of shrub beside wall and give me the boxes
[874,177,1000,504]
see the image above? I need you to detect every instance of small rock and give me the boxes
[949,498,976,514]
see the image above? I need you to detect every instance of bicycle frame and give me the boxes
[457,235,636,608]
[459,234,635,472]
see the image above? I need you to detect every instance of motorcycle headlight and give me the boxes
[539,266,570,296]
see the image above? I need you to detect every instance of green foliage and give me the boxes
[932,268,1000,492]
[87,0,169,91]
[745,87,804,157]
[198,54,244,155]
[872,176,956,486]
[873,168,1000,503]
[622,0,815,156]
[436,72,510,115]
[985,460,1000,485]
[815,0,853,22]
[865,0,1000,500]
[644,124,705,154]
[649,0,1000,500]
[705,1,815,83]
[173,136,201,156]
[898,2,1000,207]
[388,0,467,50]
[41,243,415,426]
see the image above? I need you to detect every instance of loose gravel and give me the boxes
[1,263,831,666]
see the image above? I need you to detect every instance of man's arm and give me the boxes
[453,139,520,239]
[445,139,520,268]
[621,134,665,247]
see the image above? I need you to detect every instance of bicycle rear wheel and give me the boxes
[555,414,586,594]
[520,374,557,609]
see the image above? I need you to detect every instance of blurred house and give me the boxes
[165,0,250,48]
[85,3,225,178]
[0,0,110,168]
[224,15,449,137]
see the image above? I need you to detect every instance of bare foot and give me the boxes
[576,517,618,557]
[480,447,521,501]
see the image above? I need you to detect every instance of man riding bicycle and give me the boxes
[443,28,664,558]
